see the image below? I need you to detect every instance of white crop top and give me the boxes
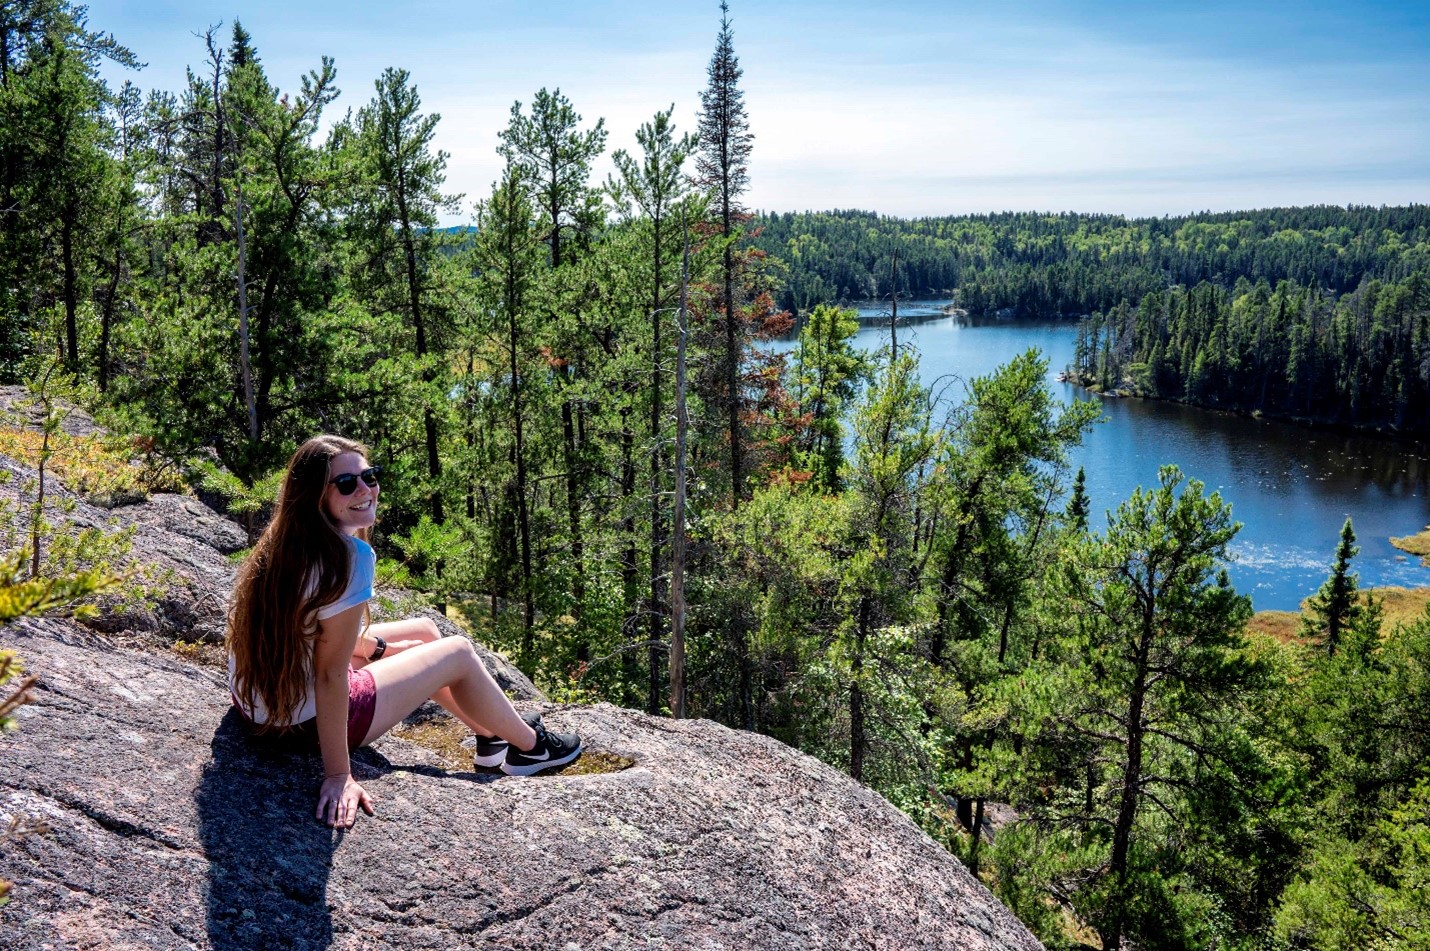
[228,535,375,725]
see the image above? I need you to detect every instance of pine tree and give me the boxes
[498,88,607,614]
[792,303,867,491]
[498,87,606,270]
[1300,517,1362,656]
[1067,465,1090,531]
[696,0,754,508]
[472,162,543,647]
[351,67,460,522]
[1036,467,1259,949]
[844,350,937,778]
[0,1,138,376]
[609,105,697,711]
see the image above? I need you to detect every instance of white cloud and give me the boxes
[90,1,1430,220]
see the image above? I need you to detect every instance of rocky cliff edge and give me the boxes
[0,415,1041,951]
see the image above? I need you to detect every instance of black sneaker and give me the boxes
[473,709,545,768]
[500,723,582,776]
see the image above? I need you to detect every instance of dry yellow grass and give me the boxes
[392,713,634,776]
[1390,527,1430,565]
[0,426,185,501]
[1247,610,1304,644]
[1248,585,1430,645]
[1364,585,1430,627]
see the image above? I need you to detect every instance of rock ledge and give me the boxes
[0,443,1040,950]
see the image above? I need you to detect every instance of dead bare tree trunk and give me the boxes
[668,224,691,719]
[889,248,899,362]
[234,172,258,444]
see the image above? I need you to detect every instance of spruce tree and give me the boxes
[696,0,753,508]
[1067,465,1090,531]
[1300,517,1362,656]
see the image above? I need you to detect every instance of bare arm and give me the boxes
[313,602,373,827]
[350,628,426,665]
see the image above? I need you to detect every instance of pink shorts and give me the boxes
[341,665,378,748]
[234,666,377,750]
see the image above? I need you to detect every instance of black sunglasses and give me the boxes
[329,465,382,496]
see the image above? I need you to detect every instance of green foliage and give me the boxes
[758,210,1430,432]
[192,460,284,521]
[1300,518,1363,654]
[1071,275,1430,431]
[1278,603,1430,949]
[388,515,470,600]
[790,303,869,490]
[5,7,1430,944]
[499,86,607,268]
[990,468,1277,948]
[0,550,117,631]
[753,207,1430,323]
[1066,465,1090,531]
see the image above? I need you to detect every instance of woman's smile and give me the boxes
[325,452,380,532]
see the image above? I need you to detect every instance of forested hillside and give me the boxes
[1070,274,1430,430]
[754,206,1430,316]
[2,3,1428,948]
[755,207,1430,430]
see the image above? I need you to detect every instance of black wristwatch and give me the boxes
[368,636,387,661]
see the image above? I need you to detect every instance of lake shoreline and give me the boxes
[1062,370,1430,446]
[1250,585,1430,643]
[812,309,1430,611]
[1391,527,1430,566]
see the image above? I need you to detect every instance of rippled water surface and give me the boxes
[775,302,1430,610]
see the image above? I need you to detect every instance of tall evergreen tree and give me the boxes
[843,349,937,778]
[0,1,138,377]
[1300,517,1362,656]
[696,0,754,508]
[473,162,543,646]
[609,105,697,710]
[791,303,867,491]
[1067,465,1090,531]
[1027,467,1260,950]
[350,67,460,522]
[498,87,606,270]
[498,88,607,614]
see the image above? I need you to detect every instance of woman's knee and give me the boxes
[434,633,480,669]
[413,617,440,643]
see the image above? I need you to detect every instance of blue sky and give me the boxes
[89,1,1430,219]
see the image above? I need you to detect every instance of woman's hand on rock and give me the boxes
[317,773,374,828]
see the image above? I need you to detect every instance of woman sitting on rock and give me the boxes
[226,434,581,828]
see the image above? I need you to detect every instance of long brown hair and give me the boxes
[228,435,371,729]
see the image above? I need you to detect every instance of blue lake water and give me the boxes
[773,301,1430,611]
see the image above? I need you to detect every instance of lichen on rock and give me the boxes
[0,441,1042,950]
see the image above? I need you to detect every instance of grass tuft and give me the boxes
[1390,527,1430,566]
[1249,585,1430,645]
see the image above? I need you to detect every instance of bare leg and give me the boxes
[361,633,538,749]
[357,618,500,736]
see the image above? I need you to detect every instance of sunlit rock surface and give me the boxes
[0,438,1042,950]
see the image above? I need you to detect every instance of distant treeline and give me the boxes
[1071,274,1430,432]
[752,206,1430,318]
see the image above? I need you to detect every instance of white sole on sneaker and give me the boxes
[500,742,583,777]
[474,711,544,769]
[473,748,507,768]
